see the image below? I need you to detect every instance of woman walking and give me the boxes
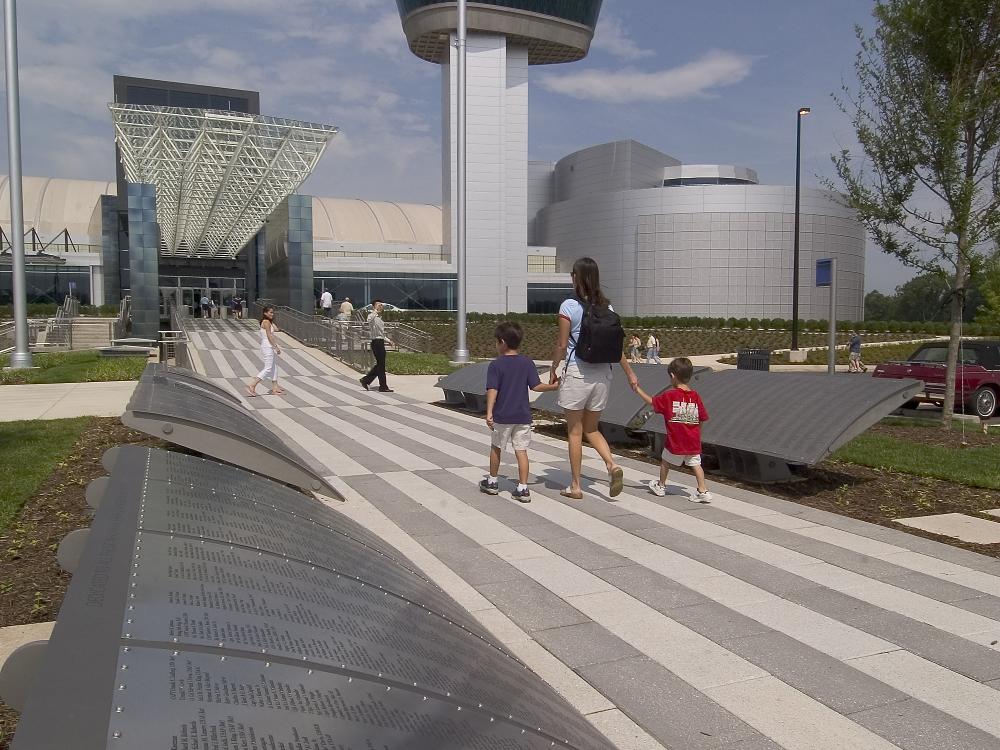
[247,305,285,396]
[628,334,642,363]
[550,257,638,499]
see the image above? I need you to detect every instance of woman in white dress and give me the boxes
[246,305,284,396]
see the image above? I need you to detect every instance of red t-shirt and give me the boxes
[651,387,709,456]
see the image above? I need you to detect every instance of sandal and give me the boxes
[609,466,624,498]
[560,488,584,500]
[270,388,286,395]
[246,387,258,397]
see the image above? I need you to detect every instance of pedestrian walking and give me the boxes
[320,289,333,317]
[480,321,561,502]
[646,332,662,364]
[200,293,211,318]
[848,331,867,372]
[628,334,642,363]
[338,296,354,321]
[549,257,638,500]
[360,300,393,392]
[635,357,712,503]
[247,305,285,396]
[231,296,243,319]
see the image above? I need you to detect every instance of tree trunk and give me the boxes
[941,251,968,429]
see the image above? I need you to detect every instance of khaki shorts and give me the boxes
[492,423,532,451]
[849,351,861,362]
[662,449,701,467]
[557,362,613,412]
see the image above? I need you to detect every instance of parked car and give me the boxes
[871,339,1000,419]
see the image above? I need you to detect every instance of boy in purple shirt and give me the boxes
[481,321,560,502]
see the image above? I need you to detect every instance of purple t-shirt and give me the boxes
[486,354,541,425]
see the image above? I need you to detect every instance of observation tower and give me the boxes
[396,1,603,312]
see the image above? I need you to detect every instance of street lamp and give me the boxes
[791,106,810,352]
[452,0,469,363]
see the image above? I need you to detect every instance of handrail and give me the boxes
[113,295,131,340]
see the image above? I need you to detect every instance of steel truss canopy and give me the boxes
[110,104,338,258]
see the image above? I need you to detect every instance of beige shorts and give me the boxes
[662,449,701,467]
[492,423,532,451]
[557,362,613,412]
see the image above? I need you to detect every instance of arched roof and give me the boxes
[311,197,442,245]
[0,175,116,244]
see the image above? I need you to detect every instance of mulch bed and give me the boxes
[533,419,1000,560]
[0,418,163,750]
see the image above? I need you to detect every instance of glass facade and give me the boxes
[315,272,457,311]
[395,0,602,27]
[0,265,92,305]
[527,255,557,273]
[527,283,573,314]
[125,85,250,113]
[662,177,756,187]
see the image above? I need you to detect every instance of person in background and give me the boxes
[209,298,218,318]
[359,300,393,392]
[200,293,211,318]
[247,305,284,397]
[628,334,642,363]
[634,357,712,503]
[848,331,867,373]
[480,321,560,502]
[231,296,243,319]
[339,296,354,321]
[646,332,662,364]
[320,289,333,317]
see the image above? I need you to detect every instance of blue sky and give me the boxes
[1,0,913,291]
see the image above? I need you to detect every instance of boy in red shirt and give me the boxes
[635,357,712,503]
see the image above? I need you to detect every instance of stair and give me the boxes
[69,318,114,350]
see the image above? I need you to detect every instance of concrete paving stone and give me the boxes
[720,630,905,716]
[896,513,1000,545]
[875,571,1000,607]
[668,601,774,643]
[516,555,616,598]
[946,593,1000,621]
[540,536,633,572]
[550,492,635,519]
[594,564,712,612]
[485,539,553,563]
[502,639,616,717]
[384,509,460,537]
[532,622,643,668]
[576,656,762,749]
[585,709,669,750]
[630,526,751,571]
[602,513,668,533]
[506,521,577,543]
[342,474,427,514]
[787,586,1000,682]
[410,531,482,554]
[430,545,528,587]
[712,738,784,750]
[847,697,1000,750]
[475,578,591,632]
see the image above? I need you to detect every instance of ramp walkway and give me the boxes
[187,318,1000,750]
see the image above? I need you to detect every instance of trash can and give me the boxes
[736,348,770,371]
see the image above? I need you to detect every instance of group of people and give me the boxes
[481,257,711,504]
[248,258,712,503]
[319,290,355,322]
[198,294,243,319]
[627,333,663,364]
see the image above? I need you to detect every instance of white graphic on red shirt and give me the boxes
[670,400,701,425]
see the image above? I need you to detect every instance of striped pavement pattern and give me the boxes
[189,319,1000,750]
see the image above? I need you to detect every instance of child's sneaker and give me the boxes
[691,490,712,503]
[511,486,531,503]
[647,480,666,497]
[479,478,499,495]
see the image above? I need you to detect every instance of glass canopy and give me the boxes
[110,104,338,258]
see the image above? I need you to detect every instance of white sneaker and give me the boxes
[692,490,712,503]
[647,480,666,497]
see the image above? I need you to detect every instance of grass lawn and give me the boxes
[0,350,148,385]
[833,430,1000,490]
[386,352,481,375]
[0,417,91,533]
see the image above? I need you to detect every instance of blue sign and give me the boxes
[816,259,832,287]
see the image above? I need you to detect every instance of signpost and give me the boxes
[816,258,836,374]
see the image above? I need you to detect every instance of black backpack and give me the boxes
[574,299,625,364]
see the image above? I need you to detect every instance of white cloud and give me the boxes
[539,50,756,104]
[592,16,654,61]
[361,13,407,58]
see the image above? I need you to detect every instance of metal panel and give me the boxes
[640,370,923,466]
[123,364,338,497]
[142,362,242,405]
[12,446,608,750]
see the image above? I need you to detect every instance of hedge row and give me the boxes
[0,303,120,319]
[385,310,999,337]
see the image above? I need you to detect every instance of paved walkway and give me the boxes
[0,380,137,421]
[189,318,1000,749]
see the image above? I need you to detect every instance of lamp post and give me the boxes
[3,0,31,369]
[790,106,810,352]
[452,0,469,363]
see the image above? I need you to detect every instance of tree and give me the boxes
[976,252,1000,329]
[892,272,951,321]
[831,0,1000,426]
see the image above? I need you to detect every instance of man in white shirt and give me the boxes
[646,333,662,364]
[359,300,393,392]
[320,289,333,317]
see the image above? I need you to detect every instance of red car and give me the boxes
[872,339,1000,419]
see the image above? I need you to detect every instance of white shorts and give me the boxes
[662,449,701,467]
[492,423,532,452]
[849,351,861,362]
[557,362,613,412]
